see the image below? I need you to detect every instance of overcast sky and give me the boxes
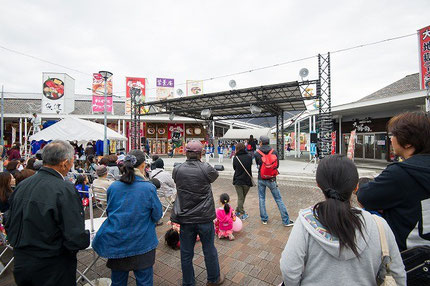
[0,0,428,106]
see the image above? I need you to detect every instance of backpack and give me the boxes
[257,149,279,179]
[247,143,253,151]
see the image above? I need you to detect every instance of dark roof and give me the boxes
[4,99,126,115]
[141,80,318,120]
[357,73,420,102]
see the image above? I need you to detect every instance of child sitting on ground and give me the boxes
[165,221,199,250]
[214,193,236,240]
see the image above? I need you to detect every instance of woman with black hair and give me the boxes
[0,172,13,212]
[92,150,162,286]
[280,155,406,286]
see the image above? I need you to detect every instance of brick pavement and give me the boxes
[0,177,323,286]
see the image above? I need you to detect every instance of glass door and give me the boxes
[355,134,364,159]
[375,134,388,160]
[364,134,375,159]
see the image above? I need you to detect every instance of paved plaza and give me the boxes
[1,174,328,286]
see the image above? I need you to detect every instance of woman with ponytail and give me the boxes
[280,155,406,286]
[214,193,236,240]
[92,150,163,286]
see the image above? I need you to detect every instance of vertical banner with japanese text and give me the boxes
[419,25,430,90]
[186,80,203,96]
[156,78,174,100]
[331,131,336,155]
[92,73,113,113]
[347,130,356,161]
[125,77,146,115]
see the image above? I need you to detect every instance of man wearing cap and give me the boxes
[254,136,294,227]
[171,140,224,286]
[92,165,113,190]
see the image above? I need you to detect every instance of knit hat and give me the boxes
[96,165,108,177]
[154,158,164,169]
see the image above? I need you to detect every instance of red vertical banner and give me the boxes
[347,130,356,161]
[418,25,430,89]
[331,131,336,155]
[125,77,146,115]
[168,123,185,155]
[92,73,113,113]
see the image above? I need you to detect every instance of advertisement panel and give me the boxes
[347,130,356,161]
[168,123,185,155]
[418,25,430,89]
[42,73,75,114]
[92,73,113,113]
[186,80,203,96]
[156,78,174,100]
[125,77,146,115]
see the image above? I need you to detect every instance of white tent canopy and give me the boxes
[221,128,274,140]
[29,117,127,143]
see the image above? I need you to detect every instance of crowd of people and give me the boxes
[0,111,429,285]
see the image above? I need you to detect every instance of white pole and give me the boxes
[339,116,342,154]
[309,116,312,160]
[294,121,297,158]
[103,77,108,156]
[298,120,301,158]
[313,115,316,132]
[19,117,22,146]
[24,118,27,158]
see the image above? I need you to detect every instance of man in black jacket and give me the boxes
[357,112,430,251]
[5,140,90,286]
[232,142,253,220]
[171,140,224,286]
[254,136,293,227]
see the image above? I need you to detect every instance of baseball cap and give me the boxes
[185,140,203,153]
[260,136,270,145]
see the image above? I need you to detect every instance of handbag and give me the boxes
[236,156,256,187]
[401,246,430,285]
[372,215,397,286]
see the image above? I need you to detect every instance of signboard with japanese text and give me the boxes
[125,77,146,115]
[418,25,430,89]
[186,80,203,96]
[156,78,174,100]
[92,73,113,114]
[42,73,75,114]
[347,130,356,161]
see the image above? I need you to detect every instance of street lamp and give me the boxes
[99,70,113,156]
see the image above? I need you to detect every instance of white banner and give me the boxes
[42,73,75,114]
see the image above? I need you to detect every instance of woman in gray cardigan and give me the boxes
[280,155,406,286]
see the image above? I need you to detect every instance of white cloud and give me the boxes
[0,0,427,106]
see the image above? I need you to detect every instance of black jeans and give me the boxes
[13,250,77,286]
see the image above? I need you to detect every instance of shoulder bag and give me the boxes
[236,156,256,187]
[373,215,397,286]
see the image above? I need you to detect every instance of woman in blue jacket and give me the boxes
[92,150,163,286]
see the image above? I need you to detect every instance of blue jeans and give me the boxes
[111,267,153,286]
[258,179,290,224]
[180,222,220,286]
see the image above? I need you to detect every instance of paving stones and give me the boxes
[0,178,323,286]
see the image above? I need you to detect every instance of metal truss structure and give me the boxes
[317,53,332,157]
[132,55,332,159]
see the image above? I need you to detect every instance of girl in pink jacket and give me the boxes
[215,193,236,240]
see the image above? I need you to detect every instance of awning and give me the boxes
[29,117,127,143]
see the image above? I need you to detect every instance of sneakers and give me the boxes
[262,220,268,225]
[235,212,241,217]
[240,213,249,220]
[283,220,294,227]
[207,272,225,285]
